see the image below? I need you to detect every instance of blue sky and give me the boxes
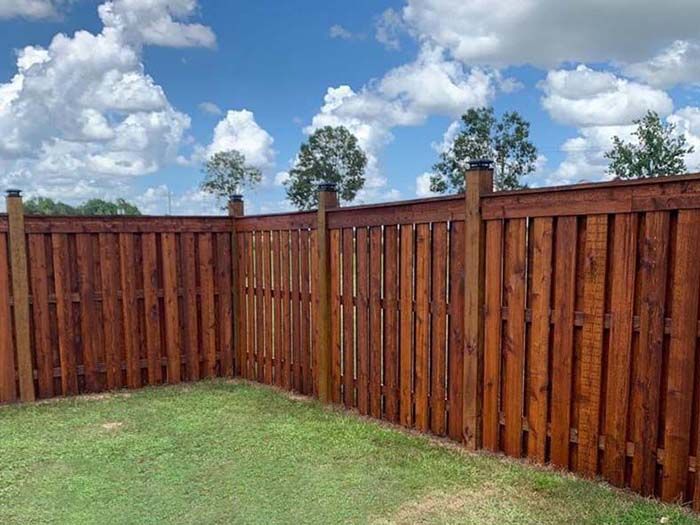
[0,0,699,214]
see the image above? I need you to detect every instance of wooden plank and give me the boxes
[199,234,217,378]
[602,214,638,486]
[141,233,163,385]
[272,231,282,386]
[52,234,78,395]
[662,210,700,502]
[300,229,312,394]
[7,195,34,401]
[24,216,240,234]
[217,233,234,378]
[526,218,553,462]
[483,220,503,451]
[254,230,264,382]
[262,231,273,384]
[28,235,53,398]
[576,215,609,476]
[309,230,318,397]
[235,232,247,378]
[384,225,399,422]
[99,233,121,389]
[369,226,383,419]
[502,218,527,457]
[629,212,669,495]
[330,229,342,402]
[447,221,465,441]
[342,227,355,408]
[430,222,448,436]
[356,227,370,415]
[181,232,200,381]
[161,233,181,383]
[414,223,431,432]
[0,234,17,403]
[76,234,100,391]
[550,216,578,468]
[463,166,493,448]
[118,233,141,389]
[280,230,291,389]
[245,232,256,380]
[290,230,302,390]
[399,224,414,427]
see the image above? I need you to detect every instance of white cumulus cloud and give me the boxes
[624,40,700,89]
[205,110,276,169]
[0,0,59,19]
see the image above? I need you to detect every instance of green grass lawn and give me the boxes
[0,380,697,525]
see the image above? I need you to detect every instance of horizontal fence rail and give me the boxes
[2,171,700,510]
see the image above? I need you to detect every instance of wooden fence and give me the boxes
[3,169,700,508]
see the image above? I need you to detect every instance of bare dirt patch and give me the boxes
[100,422,124,432]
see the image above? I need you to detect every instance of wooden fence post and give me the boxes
[5,190,35,402]
[229,195,244,377]
[463,160,493,449]
[316,183,338,403]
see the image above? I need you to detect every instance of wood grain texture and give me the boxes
[399,224,414,428]
[0,234,16,403]
[161,233,181,383]
[430,222,448,436]
[28,235,53,398]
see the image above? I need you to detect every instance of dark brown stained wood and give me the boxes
[502,218,527,457]
[52,233,78,395]
[342,227,355,408]
[290,229,302,390]
[236,212,316,232]
[7,196,34,401]
[399,224,414,427]
[76,234,100,391]
[384,225,399,423]
[24,216,239,234]
[0,234,16,403]
[199,234,217,378]
[550,216,578,468]
[309,230,318,397]
[216,233,234,377]
[330,229,342,403]
[245,232,256,380]
[181,232,200,381]
[356,227,370,415]
[369,226,383,418]
[161,233,181,383]
[629,212,669,495]
[99,233,121,389]
[262,231,273,384]
[118,233,140,389]
[483,220,503,451]
[526,218,553,462]
[272,231,282,386]
[414,223,431,432]
[254,231,264,382]
[280,230,291,389]
[300,229,312,394]
[430,222,448,436]
[576,215,609,477]
[463,167,493,448]
[447,221,465,442]
[28,235,53,398]
[482,173,700,220]
[328,196,464,229]
[235,232,247,378]
[662,210,700,502]
[603,214,638,486]
[141,233,162,385]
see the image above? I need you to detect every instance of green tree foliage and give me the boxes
[285,126,367,210]
[605,111,694,179]
[201,150,262,204]
[430,107,538,193]
[23,197,141,215]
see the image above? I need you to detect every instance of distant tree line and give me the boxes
[23,197,141,216]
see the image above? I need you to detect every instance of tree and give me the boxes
[201,150,262,205]
[285,126,367,210]
[430,107,538,193]
[605,111,694,179]
[23,197,140,215]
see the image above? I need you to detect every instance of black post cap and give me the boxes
[318,182,337,192]
[468,159,494,170]
[229,194,243,202]
[5,189,22,198]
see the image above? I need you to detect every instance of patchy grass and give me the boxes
[0,380,696,524]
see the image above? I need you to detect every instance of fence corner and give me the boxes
[462,160,493,450]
